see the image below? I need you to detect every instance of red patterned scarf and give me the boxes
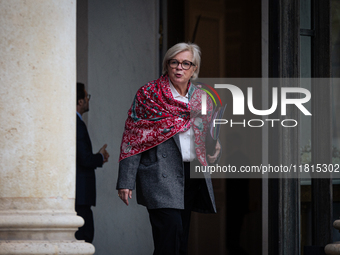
[119,75,212,165]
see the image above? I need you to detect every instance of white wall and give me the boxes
[86,0,159,254]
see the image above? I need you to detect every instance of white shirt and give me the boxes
[169,81,196,162]
[76,111,82,120]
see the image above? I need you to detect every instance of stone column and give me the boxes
[0,1,94,254]
[325,220,340,254]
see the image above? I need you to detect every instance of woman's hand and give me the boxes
[207,140,221,164]
[118,189,132,206]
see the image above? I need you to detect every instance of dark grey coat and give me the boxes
[116,134,216,213]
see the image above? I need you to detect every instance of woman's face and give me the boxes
[167,50,197,87]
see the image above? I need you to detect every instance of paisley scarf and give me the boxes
[119,74,212,166]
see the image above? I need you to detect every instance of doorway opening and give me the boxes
[166,0,262,254]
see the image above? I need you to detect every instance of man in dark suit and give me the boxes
[75,82,109,243]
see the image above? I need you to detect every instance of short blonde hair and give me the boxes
[162,42,201,80]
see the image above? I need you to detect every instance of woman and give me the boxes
[116,42,221,255]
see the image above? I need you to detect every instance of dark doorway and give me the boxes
[166,0,262,254]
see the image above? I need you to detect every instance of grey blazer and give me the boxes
[116,134,216,213]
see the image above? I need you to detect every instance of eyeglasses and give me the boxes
[168,59,195,70]
[86,94,91,100]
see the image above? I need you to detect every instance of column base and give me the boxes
[0,241,95,255]
[0,211,94,255]
[325,219,340,254]
[325,242,340,255]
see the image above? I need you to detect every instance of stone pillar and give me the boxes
[325,220,340,254]
[0,1,94,254]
